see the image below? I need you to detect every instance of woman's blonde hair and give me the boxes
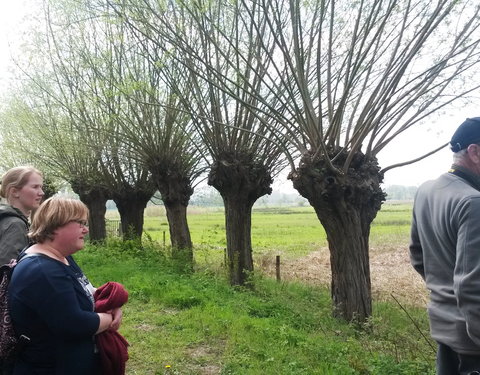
[0,166,43,201]
[29,197,89,243]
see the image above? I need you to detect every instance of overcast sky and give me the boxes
[0,1,29,94]
[0,1,476,190]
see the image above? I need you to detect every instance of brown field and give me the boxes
[258,245,429,307]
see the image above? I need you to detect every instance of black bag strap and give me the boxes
[16,252,42,264]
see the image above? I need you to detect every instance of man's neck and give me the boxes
[450,164,480,191]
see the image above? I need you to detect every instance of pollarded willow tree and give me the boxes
[111,42,205,258]
[113,0,480,321]
[87,0,205,253]
[0,0,117,241]
[20,0,160,241]
[0,90,111,242]
[53,3,160,241]
[50,0,207,251]
[107,0,290,285]
[248,0,480,322]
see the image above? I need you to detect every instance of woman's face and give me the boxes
[12,173,44,214]
[54,218,89,254]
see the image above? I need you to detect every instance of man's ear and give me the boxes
[467,144,480,164]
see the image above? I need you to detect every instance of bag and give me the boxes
[0,253,39,360]
[0,259,20,360]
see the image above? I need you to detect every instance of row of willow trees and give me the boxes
[1,0,479,323]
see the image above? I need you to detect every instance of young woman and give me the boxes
[8,197,119,374]
[0,166,44,265]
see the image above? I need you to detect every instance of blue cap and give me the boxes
[450,117,480,152]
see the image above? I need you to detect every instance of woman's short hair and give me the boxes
[29,197,89,243]
[0,166,42,200]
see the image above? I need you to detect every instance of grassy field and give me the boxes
[137,201,413,257]
[87,202,435,374]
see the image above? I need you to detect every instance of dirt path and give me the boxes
[258,246,429,307]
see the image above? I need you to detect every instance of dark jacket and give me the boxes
[410,169,480,355]
[0,205,29,265]
[8,255,100,374]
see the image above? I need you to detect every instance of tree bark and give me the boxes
[222,195,254,285]
[289,149,385,322]
[209,152,273,286]
[164,201,193,262]
[76,187,110,243]
[153,168,194,262]
[113,190,153,241]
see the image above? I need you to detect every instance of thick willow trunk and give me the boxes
[164,201,193,262]
[153,168,194,262]
[289,149,385,322]
[114,190,153,241]
[316,204,373,320]
[77,188,110,243]
[222,196,254,285]
[209,152,273,286]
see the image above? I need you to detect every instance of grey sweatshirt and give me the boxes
[410,170,480,354]
[0,204,29,265]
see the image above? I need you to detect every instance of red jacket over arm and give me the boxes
[94,282,129,375]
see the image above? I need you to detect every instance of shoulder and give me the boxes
[0,217,28,231]
[13,255,67,284]
[0,204,23,218]
[417,173,480,199]
[0,205,27,227]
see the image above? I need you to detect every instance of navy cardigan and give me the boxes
[8,254,100,374]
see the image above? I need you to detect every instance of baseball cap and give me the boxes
[450,117,480,152]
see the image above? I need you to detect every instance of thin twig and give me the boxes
[380,142,449,175]
[390,292,436,354]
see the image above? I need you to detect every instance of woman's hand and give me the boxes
[110,308,123,331]
[96,312,113,334]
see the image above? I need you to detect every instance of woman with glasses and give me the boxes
[0,166,44,265]
[8,197,121,375]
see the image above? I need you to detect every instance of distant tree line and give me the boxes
[384,185,418,201]
[189,186,308,207]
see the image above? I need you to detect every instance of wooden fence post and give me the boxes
[276,255,281,282]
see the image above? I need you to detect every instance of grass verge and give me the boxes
[77,238,434,375]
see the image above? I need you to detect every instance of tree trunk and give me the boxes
[164,201,193,262]
[113,190,153,241]
[209,152,273,286]
[222,196,254,285]
[152,168,194,262]
[289,149,385,322]
[76,188,110,243]
[316,204,372,321]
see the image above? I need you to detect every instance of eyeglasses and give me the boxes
[73,219,89,228]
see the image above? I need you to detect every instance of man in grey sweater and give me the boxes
[410,117,480,375]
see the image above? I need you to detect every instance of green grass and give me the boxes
[370,203,412,249]
[76,199,434,375]
[92,203,430,374]
[143,206,327,258]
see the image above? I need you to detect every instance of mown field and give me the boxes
[87,201,433,374]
